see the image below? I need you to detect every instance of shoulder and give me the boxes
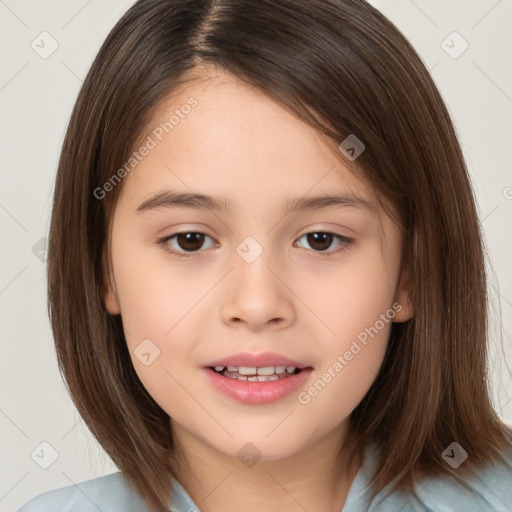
[378,448,512,512]
[416,449,512,512]
[346,443,512,512]
[15,472,150,512]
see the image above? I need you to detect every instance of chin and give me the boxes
[209,428,313,463]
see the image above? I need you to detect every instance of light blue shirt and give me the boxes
[15,443,512,511]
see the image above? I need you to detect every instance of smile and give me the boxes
[210,365,301,381]
[204,366,312,405]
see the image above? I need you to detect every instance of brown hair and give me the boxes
[47,0,512,510]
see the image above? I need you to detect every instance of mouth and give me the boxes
[203,354,313,405]
[203,351,313,404]
[208,365,304,382]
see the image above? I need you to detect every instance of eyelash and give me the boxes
[157,230,354,260]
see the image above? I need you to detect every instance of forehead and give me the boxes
[119,68,376,212]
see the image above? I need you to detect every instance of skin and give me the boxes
[102,67,414,512]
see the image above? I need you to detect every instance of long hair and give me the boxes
[47,0,512,510]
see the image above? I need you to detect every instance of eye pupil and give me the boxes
[307,232,333,251]
[178,233,204,251]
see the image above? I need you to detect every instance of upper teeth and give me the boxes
[214,365,297,375]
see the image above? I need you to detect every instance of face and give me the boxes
[102,68,413,463]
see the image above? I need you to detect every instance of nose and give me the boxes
[220,251,296,332]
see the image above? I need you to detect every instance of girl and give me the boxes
[16,0,512,511]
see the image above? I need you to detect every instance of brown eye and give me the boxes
[305,232,333,251]
[159,232,216,259]
[295,231,353,256]
[174,232,205,252]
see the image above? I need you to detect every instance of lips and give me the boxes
[204,367,313,405]
[203,351,313,405]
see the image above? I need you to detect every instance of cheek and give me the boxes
[293,244,396,412]
[297,345,387,437]
[112,239,201,343]
[298,300,393,428]
[297,244,397,347]
[111,243,209,409]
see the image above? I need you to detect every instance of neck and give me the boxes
[171,422,359,512]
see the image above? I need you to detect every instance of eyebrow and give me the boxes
[135,190,377,215]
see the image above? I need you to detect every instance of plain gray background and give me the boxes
[1,1,511,510]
